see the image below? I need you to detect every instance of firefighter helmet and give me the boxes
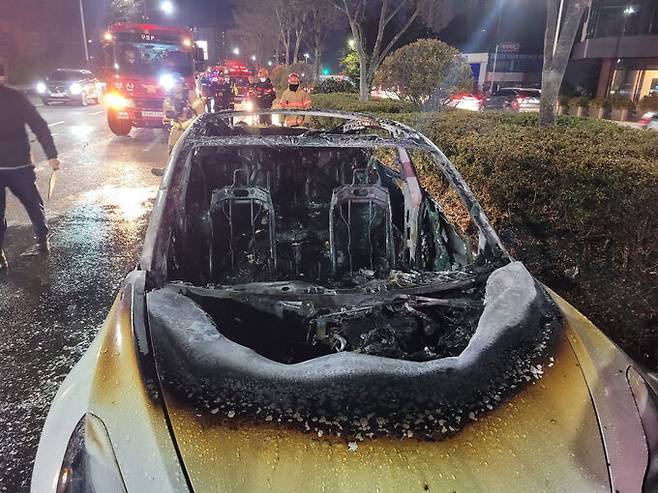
[288,72,301,84]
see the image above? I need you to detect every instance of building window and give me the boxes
[587,0,646,38]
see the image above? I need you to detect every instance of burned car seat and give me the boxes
[329,168,395,275]
[207,169,277,280]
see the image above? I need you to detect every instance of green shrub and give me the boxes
[309,96,658,365]
[558,95,570,107]
[609,95,635,110]
[590,97,611,109]
[638,95,658,112]
[313,78,357,94]
[568,96,591,107]
[311,93,418,113]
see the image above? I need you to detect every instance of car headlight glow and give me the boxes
[244,100,254,112]
[69,82,83,95]
[36,82,47,94]
[104,92,133,109]
[159,73,176,91]
[56,414,127,493]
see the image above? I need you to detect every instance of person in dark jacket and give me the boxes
[0,84,60,273]
[251,68,276,124]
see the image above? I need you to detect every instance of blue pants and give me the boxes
[0,166,48,249]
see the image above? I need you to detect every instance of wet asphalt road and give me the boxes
[0,99,166,492]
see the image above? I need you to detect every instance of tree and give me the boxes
[332,0,434,101]
[107,0,143,23]
[339,48,360,84]
[307,0,341,79]
[540,0,588,126]
[375,39,472,108]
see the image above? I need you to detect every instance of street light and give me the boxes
[160,0,174,15]
[347,38,355,50]
[78,0,89,63]
[304,53,310,64]
[251,55,256,61]
[267,60,273,67]
[233,47,240,55]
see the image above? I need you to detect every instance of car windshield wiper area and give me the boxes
[164,275,486,363]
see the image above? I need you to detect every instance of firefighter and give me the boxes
[211,70,234,112]
[251,68,276,124]
[0,83,60,272]
[274,72,311,126]
[163,75,205,153]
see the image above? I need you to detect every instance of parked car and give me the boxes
[32,109,657,493]
[483,87,541,113]
[36,69,101,106]
[639,111,658,130]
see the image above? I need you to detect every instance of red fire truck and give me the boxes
[101,23,202,136]
[223,59,252,103]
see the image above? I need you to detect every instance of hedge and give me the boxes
[311,93,418,114]
[312,96,658,367]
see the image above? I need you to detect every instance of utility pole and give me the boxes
[79,0,89,64]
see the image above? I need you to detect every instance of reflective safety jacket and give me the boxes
[274,88,311,126]
[163,89,205,153]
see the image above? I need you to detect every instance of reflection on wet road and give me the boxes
[0,100,165,492]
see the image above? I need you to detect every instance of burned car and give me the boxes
[32,110,657,492]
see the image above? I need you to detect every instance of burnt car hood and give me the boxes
[146,262,610,492]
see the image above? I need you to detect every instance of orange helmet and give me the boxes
[288,72,301,84]
[257,68,269,78]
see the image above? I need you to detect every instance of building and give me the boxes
[572,0,658,100]
[0,0,86,84]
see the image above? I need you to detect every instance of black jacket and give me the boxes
[251,79,276,108]
[0,86,58,168]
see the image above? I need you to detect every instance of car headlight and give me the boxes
[69,83,83,95]
[36,82,47,94]
[244,100,254,112]
[56,414,127,493]
[159,73,176,91]
[104,92,133,109]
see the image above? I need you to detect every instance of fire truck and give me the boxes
[101,23,202,136]
[223,59,252,103]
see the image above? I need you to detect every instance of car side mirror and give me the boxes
[151,167,165,177]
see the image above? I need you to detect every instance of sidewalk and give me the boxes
[8,83,35,95]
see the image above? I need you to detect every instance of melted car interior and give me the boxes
[157,144,492,363]
[168,146,471,286]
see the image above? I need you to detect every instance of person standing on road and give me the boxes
[163,75,205,153]
[252,68,276,124]
[273,73,311,126]
[0,83,60,273]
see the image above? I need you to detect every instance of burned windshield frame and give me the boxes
[140,110,509,285]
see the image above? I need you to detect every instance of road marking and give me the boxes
[48,121,65,127]
[91,110,105,115]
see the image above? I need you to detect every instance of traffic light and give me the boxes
[322,67,330,76]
